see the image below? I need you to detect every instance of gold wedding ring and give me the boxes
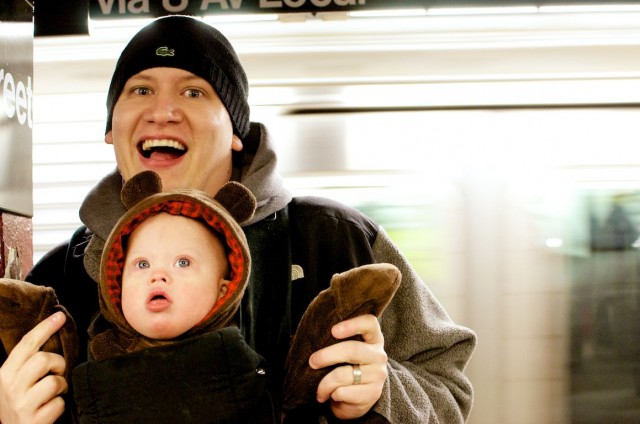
[352,364,362,385]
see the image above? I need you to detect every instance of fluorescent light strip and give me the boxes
[89,17,157,30]
[88,17,157,37]
[88,13,279,37]
[539,4,640,13]
[427,6,538,16]
[349,8,427,18]
[203,13,279,23]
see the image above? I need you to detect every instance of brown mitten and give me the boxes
[282,263,401,419]
[0,278,79,384]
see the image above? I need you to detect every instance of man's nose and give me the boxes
[145,94,182,124]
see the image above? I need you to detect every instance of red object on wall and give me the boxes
[0,212,33,280]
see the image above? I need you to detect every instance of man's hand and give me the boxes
[0,312,68,424]
[309,314,388,420]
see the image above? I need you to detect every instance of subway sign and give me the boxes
[89,0,427,18]
[0,2,33,217]
[73,1,640,25]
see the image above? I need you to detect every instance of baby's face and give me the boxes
[121,213,228,339]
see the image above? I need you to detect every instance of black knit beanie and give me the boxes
[105,15,250,138]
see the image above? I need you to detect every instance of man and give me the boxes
[0,15,476,423]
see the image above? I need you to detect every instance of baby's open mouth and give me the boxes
[147,291,172,311]
[139,139,187,160]
[147,290,171,304]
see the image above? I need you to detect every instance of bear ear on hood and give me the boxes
[121,171,163,209]
[214,181,256,225]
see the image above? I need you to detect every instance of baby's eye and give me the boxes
[136,260,150,269]
[176,258,191,268]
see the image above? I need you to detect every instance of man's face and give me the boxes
[105,67,243,197]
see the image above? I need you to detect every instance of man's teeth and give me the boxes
[141,139,186,151]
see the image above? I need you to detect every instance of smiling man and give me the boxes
[2,15,477,424]
[103,17,247,197]
[106,67,241,195]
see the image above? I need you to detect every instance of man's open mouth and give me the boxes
[139,139,187,160]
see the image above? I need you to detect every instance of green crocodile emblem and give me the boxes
[156,46,175,57]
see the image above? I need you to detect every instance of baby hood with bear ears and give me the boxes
[91,170,256,360]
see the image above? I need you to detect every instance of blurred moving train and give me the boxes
[33,8,640,423]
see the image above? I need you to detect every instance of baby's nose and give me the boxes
[150,272,168,284]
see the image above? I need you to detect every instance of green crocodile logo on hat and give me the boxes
[156,46,175,57]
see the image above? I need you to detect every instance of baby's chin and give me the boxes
[137,324,189,340]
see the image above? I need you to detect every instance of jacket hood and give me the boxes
[232,122,292,226]
[79,122,292,283]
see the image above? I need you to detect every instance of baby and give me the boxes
[0,170,402,423]
[89,170,256,360]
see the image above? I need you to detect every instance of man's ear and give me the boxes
[231,134,243,152]
[105,130,114,145]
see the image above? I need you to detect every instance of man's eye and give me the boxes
[132,87,152,96]
[184,89,203,98]
[176,258,190,267]
[136,260,150,269]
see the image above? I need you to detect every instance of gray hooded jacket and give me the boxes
[34,122,476,424]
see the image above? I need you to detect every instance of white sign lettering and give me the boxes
[0,69,33,129]
[260,0,364,7]
[96,0,150,14]
[164,0,189,12]
[200,0,242,9]
[93,0,369,15]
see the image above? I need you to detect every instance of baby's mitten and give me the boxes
[0,278,79,383]
[282,263,401,421]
